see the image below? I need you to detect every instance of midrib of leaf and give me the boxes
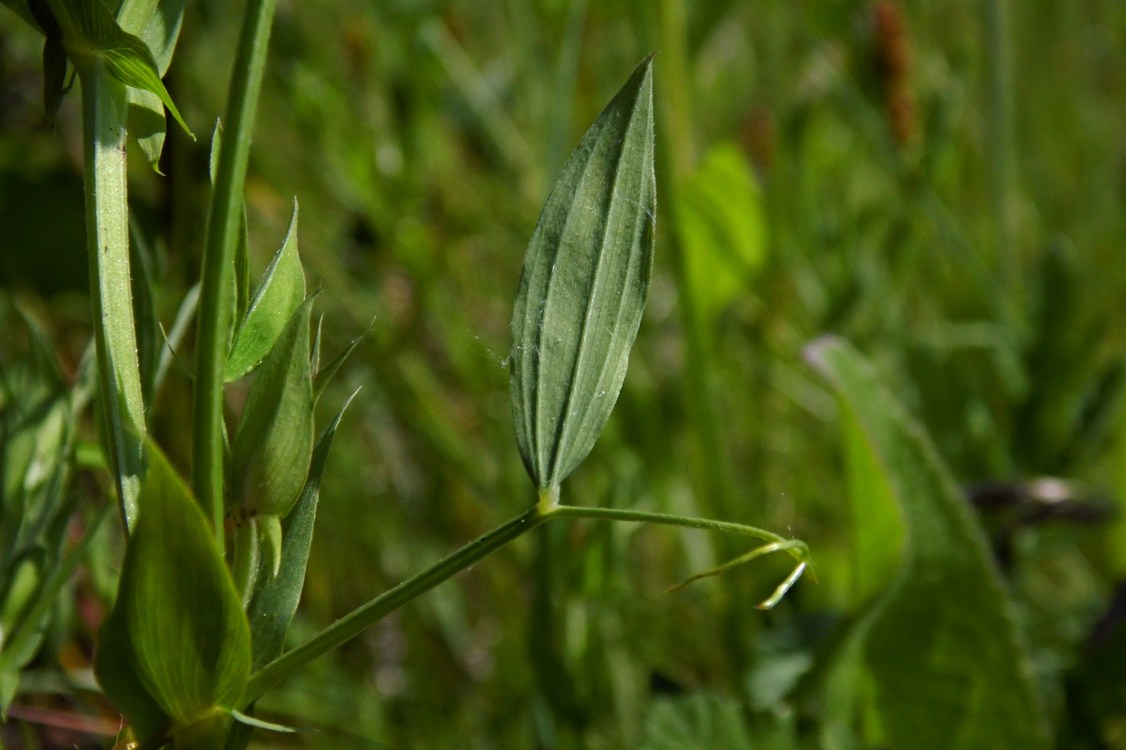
[546,114,652,486]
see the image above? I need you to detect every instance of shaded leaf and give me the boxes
[245,388,358,669]
[806,336,1049,750]
[121,0,186,170]
[225,201,306,381]
[509,55,655,491]
[98,443,250,726]
[231,296,315,518]
[640,694,758,750]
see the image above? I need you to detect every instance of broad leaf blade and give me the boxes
[510,55,656,491]
[107,443,250,725]
[93,602,170,743]
[225,201,306,382]
[806,336,1049,750]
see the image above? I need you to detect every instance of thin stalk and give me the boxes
[239,506,547,705]
[549,505,805,560]
[240,501,809,705]
[192,0,278,548]
[80,61,146,531]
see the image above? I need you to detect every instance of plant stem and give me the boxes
[80,61,146,531]
[239,506,547,705]
[192,0,277,548]
[239,500,808,705]
[549,505,805,559]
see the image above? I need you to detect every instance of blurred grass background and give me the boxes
[2,0,1126,747]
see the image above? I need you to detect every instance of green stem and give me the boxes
[239,506,548,705]
[192,0,277,548]
[80,61,146,531]
[240,501,808,706]
[549,505,805,559]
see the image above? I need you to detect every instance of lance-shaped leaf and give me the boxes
[231,296,316,519]
[95,443,250,735]
[806,337,1049,750]
[510,55,655,492]
[225,201,306,382]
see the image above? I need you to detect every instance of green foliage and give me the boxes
[225,202,306,381]
[0,305,89,715]
[32,0,192,137]
[2,0,1125,747]
[808,337,1050,750]
[95,443,250,745]
[677,141,767,333]
[231,295,316,519]
[510,55,656,493]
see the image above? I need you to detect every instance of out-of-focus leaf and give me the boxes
[4,0,37,28]
[312,324,369,403]
[231,296,315,518]
[639,694,759,750]
[96,443,250,728]
[42,36,67,118]
[48,0,193,137]
[841,395,902,604]
[806,336,1049,750]
[225,201,306,381]
[509,55,655,492]
[677,142,767,332]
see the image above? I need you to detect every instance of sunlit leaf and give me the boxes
[225,201,306,381]
[806,336,1050,750]
[509,55,655,492]
[93,601,170,744]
